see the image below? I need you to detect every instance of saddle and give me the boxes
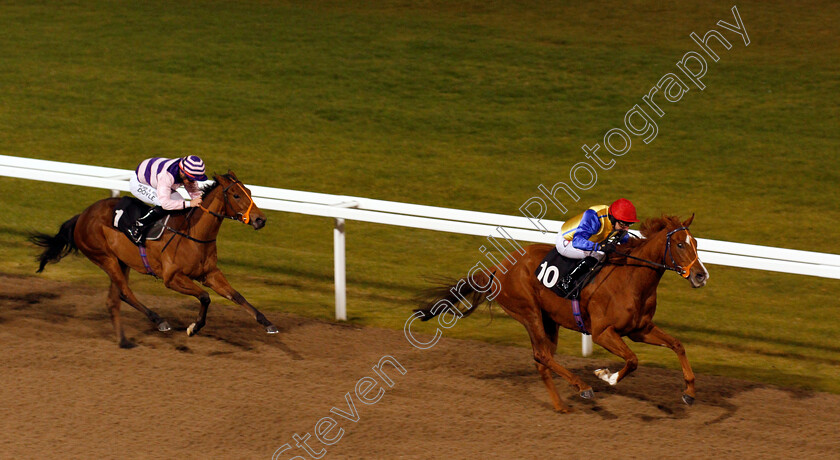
[534,248,603,299]
[112,197,170,242]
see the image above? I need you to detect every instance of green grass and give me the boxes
[1,1,838,393]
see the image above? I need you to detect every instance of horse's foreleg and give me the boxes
[590,326,638,386]
[629,324,696,405]
[162,273,211,336]
[202,269,278,334]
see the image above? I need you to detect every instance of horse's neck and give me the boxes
[632,231,667,264]
[191,192,224,239]
[623,230,670,288]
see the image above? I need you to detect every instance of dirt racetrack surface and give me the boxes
[1,273,838,459]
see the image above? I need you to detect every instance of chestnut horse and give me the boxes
[30,171,278,348]
[416,215,709,412]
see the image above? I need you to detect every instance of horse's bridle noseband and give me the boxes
[199,179,255,225]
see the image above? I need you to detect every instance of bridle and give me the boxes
[199,178,255,225]
[615,227,699,278]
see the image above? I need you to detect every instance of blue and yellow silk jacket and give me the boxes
[560,205,630,251]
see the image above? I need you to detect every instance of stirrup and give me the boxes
[128,225,145,244]
[560,276,574,292]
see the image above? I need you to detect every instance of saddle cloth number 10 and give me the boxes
[536,261,560,289]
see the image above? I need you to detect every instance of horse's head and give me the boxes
[663,214,709,288]
[208,171,267,230]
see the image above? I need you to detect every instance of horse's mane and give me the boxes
[619,215,684,250]
[199,173,234,199]
[639,215,684,238]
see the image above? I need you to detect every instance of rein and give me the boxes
[613,227,697,278]
[158,208,215,256]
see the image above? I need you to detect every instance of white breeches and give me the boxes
[555,234,606,262]
[129,173,184,207]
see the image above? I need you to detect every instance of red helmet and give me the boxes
[609,198,638,223]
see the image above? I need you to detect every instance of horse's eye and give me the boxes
[677,243,684,248]
[233,194,240,199]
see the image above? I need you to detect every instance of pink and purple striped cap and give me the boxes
[179,155,208,181]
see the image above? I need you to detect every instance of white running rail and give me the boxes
[3,155,839,356]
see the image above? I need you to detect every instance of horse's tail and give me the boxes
[30,215,80,273]
[414,270,497,321]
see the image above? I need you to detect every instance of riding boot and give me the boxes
[127,206,166,245]
[559,256,600,294]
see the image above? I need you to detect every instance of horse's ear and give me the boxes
[227,170,238,180]
[682,213,695,227]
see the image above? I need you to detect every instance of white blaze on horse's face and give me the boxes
[682,232,709,288]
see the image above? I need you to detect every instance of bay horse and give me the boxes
[30,171,278,348]
[416,215,709,412]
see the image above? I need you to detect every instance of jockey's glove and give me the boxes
[600,242,617,254]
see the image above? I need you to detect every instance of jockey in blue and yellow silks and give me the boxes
[555,198,639,294]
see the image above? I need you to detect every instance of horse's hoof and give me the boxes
[682,394,695,406]
[580,389,594,399]
[265,325,279,334]
[555,406,574,414]
[187,323,197,337]
[594,368,619,385]
[119,340,137,349]
[157,321,172,332]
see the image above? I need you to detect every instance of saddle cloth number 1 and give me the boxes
[536,261,560,288]
[113,209,124,228]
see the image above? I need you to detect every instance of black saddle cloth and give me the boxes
[112,197,169,243]
[534,248,602,299]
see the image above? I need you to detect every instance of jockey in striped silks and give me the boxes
[127,155,208,245]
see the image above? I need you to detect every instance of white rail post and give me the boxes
[334,217,347,321]
[582,334,593,357]
[331,201,358,321]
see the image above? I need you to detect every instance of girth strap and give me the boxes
[571,299,589,335]
[138,245,156,277]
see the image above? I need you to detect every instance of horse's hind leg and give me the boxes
[102,260,171,333]
[535,314,572,412]
[107,280,133,349]
[590,326,638,386]
[516,311,592,401]
[202,269,278,334]
[629,324,696,405]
